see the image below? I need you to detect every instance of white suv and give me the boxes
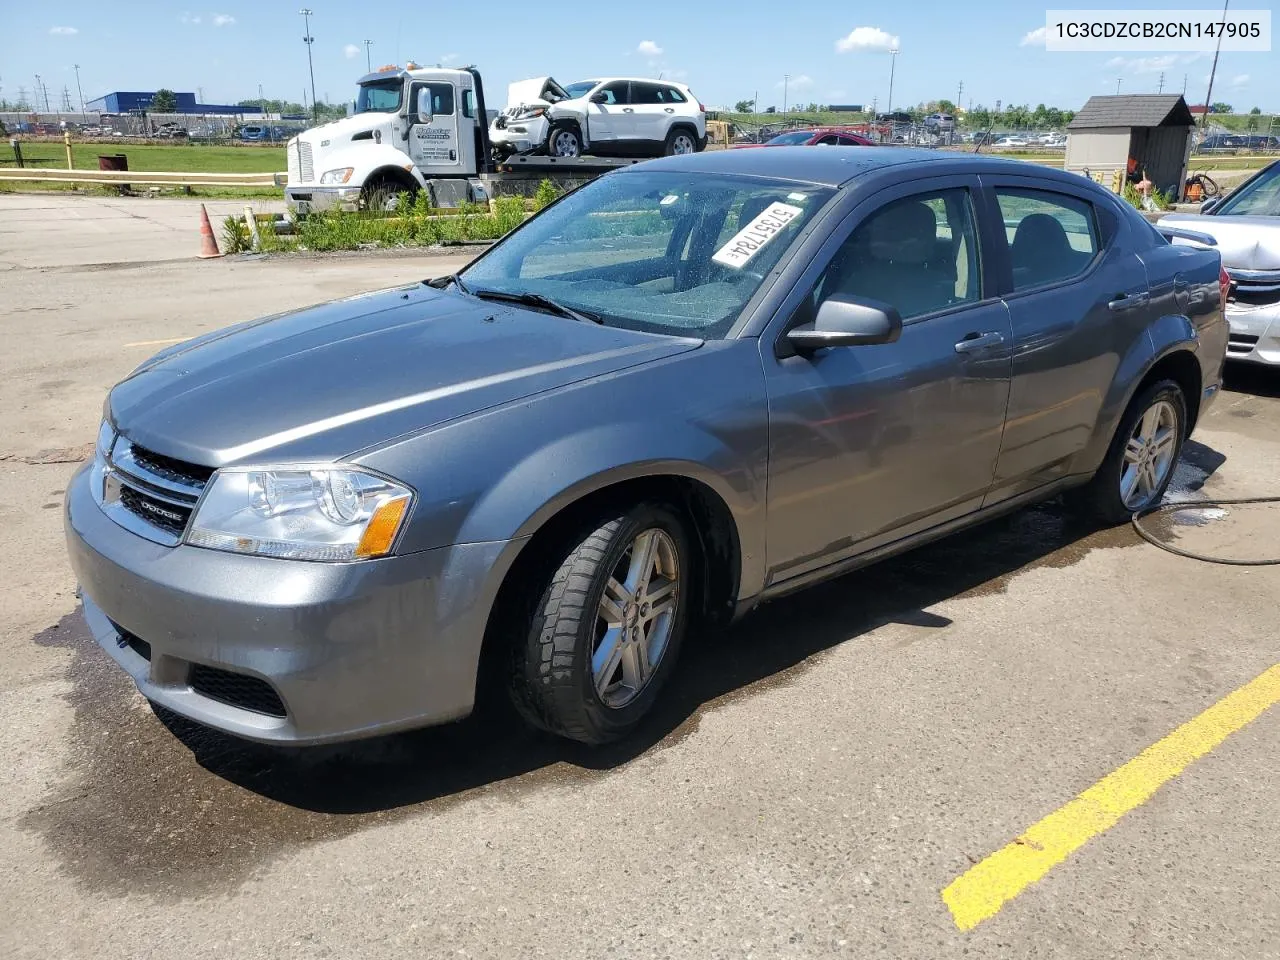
[490,77,707,159]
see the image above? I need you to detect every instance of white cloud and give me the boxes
[344,43,360,58]
[440,52,458,64]
[49,25,78,35]
[213,13,235,26]
[1105,54,1177,74]
[836,26,899,53]
[1231,73,1250,87]
[777,74,814,90]
[637,40,663,57]
[1020,26,1047,46]
[181,12,202,23]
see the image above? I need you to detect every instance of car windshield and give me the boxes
[356,79,403,113]
[767,131,815,145]
[563,81,597,100]
[460,170,835,339]
[1214,162,1280,217]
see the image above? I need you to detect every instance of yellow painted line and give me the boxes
[123,336,191,348]
[943,663,1280,932]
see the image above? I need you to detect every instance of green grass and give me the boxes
[4,142,286,173]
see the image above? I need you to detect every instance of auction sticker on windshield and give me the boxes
[712,202,804,269]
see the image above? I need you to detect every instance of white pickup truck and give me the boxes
[284,65,644,214]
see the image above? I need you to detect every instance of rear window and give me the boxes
[996,189,1100,291]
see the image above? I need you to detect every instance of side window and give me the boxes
[662,86,686,103]
[815,135,841,146]
[462,89,475,118]
[416,82,455,117]
[597,81,630,105]
[820,188,982,321]
[630,83,662,105]
[995,188,1099,291]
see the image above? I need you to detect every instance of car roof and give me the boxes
[579,77,690,86]
[634,146,1070,188]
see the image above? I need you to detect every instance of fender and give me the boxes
[1070,312,1200,475]
[547,104,591,149]
[321,142,426,192]
[458,419,764,598]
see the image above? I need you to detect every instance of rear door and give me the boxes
[978,175,1147,504]
[628,82,670,147]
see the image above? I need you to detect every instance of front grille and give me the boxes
[129,445,214,487]
[119,486,191,535]
[287,141,301,182]
[1228,270,1280,306]
[107,438,210,542]
[298,141,314,183]
[190,665,288,718]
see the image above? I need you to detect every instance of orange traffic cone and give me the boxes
[197,203,223,259]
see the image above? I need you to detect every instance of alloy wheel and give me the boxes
[1120,399,1179,510]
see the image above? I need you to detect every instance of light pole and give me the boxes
[1200,0,1229,137]
[300,8,317,120]
[1116,77,1123,94]
[364,39,374,73]
[74,64,85,114]
[887,48,899,114]
[783,74,789,117]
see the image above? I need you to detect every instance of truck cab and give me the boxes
[285,65,491,214]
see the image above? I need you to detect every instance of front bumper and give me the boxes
[285,185,361,216]
[489,116,549,156]
[1225,300,1280,366]
[64,463,518,745]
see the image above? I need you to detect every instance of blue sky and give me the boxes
[3,0,1276,114]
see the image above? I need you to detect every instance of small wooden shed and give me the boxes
[1065,95,1196,200]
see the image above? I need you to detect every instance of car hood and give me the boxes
[504,76,569,111]
[109,284,701,467]
[1158,213,1280,272]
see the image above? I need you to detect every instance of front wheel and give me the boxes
[1069,379,1187,525]
[361,179,413,214]
[548,123,583,158]
[509,504,691,745]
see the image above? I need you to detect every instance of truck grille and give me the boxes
[287,142,300,182]
[297,140,314,183]
[104,437,212,545]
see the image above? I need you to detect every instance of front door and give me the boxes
[585,80,633,146]
[408,80,461,171]
[761,178,1013,587]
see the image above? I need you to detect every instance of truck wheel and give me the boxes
[508,503,691,745]
[362,179,414,213]
[664,128,698,156]
[548,123,583,158]
[1068,379,1187,525]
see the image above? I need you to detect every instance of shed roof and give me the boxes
[1067,95,1195,130]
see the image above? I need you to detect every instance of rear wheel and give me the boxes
[664,128,698,156]
[548,123,583,158]
[1069,379,1186,524]
[508,503,691,745]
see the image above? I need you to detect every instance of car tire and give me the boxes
[509,503,692,745]
[548,123,583,158]
[361,178,414,214]
[664,128,698,156]
[1069,379,1187,525]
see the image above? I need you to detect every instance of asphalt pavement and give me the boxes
[3,193,1280,960]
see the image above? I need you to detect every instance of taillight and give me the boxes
[1219,264,1231,305]
[699,101,706,112]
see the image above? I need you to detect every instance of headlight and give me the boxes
[90,420,115,503]
[319,167,355,184]
[187,467,413,561]
[514,108,545,121]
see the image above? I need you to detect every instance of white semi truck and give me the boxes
[284,65,639,214]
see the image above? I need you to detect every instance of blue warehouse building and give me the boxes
[85,91,262,115]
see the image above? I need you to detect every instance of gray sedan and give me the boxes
[65,148,1228,747]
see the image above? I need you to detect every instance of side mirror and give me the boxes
[786,295,903,354]
[590,91,610,104]
[1199,196,1221,214]
[414,88,434,124]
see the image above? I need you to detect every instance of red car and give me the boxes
[735,127,875,148]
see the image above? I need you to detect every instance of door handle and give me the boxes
[1108,291,1150,311]
[622,108,635,113]
[664,107,675,113]
[954,331,1006,354]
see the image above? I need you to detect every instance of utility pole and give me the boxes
[957,80,963,109]
[1116,77,1123,94]
[1201,0,1229,135]
[16,85,29,110]
[783,74,789,117]
[300,8,318,120]
[61,86,73,111]
[34,74,44,112]
[73,64,85,113]
[887,47,899,113]
[364,39,374,73]
[1158,72,1165,94]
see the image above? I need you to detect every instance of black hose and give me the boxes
[1132,497,1280,565]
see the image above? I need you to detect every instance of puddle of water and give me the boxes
[22,492,1148,901]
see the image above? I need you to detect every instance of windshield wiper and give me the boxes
[469,289,603,324]
[425,273,471,294]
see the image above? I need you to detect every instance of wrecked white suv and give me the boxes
[490,77,706,160]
